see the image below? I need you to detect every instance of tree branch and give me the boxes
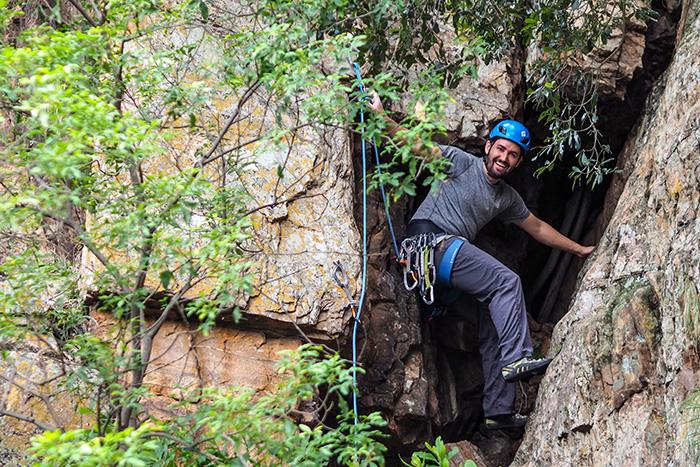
[0,409,55,432]
[0,373,64,430]
[199,122,314,167]
[19,203,125,294]
[196,80,262,169]
[65,0,97,27]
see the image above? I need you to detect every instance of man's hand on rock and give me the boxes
[575,245,595,258]
[364,91,441,160]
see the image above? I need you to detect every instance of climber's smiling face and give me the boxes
[483,138,523,183]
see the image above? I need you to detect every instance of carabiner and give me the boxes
[332,260,349,289]
[428,263,436,287]
[404,269,419,291]
[422,285,434,306]
[332,260,356,312]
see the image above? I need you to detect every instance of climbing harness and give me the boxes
[437,236,465,286]
[398,233,466,318]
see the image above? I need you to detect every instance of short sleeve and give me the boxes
[497,188,530,224]
[439,145,475,177]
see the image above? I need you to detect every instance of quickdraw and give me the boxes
[399,233,442,306]
[332,260,357,319]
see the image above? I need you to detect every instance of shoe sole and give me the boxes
[502,360,551,383]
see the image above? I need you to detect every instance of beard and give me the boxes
[483,155,509,179]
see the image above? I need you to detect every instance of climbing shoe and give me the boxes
[501,356,552,382]
[484,413,528,430]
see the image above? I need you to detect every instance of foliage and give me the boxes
[29,345,388,466]
[403,436,476,467]
[1,18,253,431]
[0,0,449,463]
[30,423,162,467]
[278,0,654,189]
[0,0,655,462]
[0,0,24,32]
[446,0,653,186]
[364,70,454,201]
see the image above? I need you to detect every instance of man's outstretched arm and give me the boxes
[367,92,442,160]
[516,213,595,258]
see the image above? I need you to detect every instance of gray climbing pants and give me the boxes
[435,237,534,417]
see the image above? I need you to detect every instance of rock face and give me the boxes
[513,1,700,464]
[395,20,521,147]
[445,440,488,465]
[78,103,359,342]
[396,56,520,144]
[90,312,302,416]
[3,2,682,463]
[232,117,360,339]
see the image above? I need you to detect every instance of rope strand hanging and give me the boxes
[347,62,400,429]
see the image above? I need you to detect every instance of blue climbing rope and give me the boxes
[350,62,401,428]
[351,64,400,259]
[351,62,368,427]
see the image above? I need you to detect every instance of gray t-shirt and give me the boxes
[411,145,529,241]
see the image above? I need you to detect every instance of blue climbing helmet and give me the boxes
[488,119,531,156]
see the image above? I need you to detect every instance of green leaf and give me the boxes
[199,0,209,21]
[160,270,174,289]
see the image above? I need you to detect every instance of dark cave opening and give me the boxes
[520,0,681,325]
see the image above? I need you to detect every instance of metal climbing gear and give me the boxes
[399,233,442,306]
[332,260,357,319]
[399,238,419,291]
[399,235,466,320]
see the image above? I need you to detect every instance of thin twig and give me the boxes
[0,373,64,429]
[196,80,262,169]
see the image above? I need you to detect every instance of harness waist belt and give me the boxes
[437,238,465,287]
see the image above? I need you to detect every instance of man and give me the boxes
[368,93,595,430]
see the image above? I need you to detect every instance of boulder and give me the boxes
[446,439,488,465]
